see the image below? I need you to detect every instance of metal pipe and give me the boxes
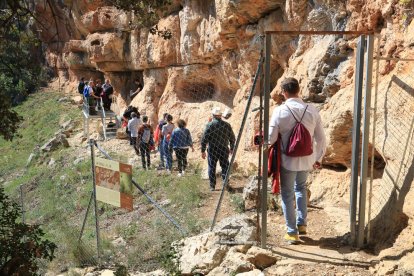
[265,30,375,35]
[256,52,264,242]
[210,45,264,231]
[93,141,188,236]
[261,34,271,248]
[357,34,375,248]
[367,34,381,244]
[374,57,414,62]
[350,35,365,245]
[90,139,101,262]
[78,191,94,242]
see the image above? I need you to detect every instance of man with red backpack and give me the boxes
[269,77,326,244]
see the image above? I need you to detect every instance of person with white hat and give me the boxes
[201,107,236,191]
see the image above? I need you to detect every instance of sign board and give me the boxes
[95,157,133,211]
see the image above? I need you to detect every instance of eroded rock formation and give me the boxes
[35,0,414,271]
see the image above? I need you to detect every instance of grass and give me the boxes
[0,90,208,273]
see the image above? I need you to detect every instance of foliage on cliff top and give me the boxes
[106,0,173,39]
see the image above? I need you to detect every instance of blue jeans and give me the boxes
[163,140,172,170]
[158,143,165,167]
[207,147,229,188]
[280,167,309,234]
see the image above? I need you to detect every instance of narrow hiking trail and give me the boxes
[68,135,377,274]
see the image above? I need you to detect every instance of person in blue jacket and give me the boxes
[169,119,194,176]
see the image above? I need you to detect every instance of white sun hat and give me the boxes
[211,106,222,116]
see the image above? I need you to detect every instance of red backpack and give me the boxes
[285,105,313,157]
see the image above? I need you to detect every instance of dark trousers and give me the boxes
[174,148,189,173]
[102,93,111,110]
[207,147,229,188]
[140,142,151,169]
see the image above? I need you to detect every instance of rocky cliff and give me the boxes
[35,0,414,272]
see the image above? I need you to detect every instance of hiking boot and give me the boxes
[284,233,300,245]
[297,225,307,235]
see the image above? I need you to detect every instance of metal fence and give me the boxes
[367,72,414,245]
[15,55,266,269]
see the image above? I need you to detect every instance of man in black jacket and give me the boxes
[201,107,235,191]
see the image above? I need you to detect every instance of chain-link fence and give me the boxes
[15,56,266,271]
[368,72,414,244]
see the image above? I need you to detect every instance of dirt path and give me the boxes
[71,135,377,274]
[265,203,375,275]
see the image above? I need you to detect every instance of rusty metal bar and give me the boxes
[374,57,414,61]
[265,30,375,35]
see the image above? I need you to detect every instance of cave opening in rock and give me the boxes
[106,70,143,103]
[91,40,100,46]
[178,82,216,103]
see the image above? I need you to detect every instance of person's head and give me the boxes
[131,112,137,118]
[105,79,110,84]
[163,113,168,120]
[142,115,148,123]
[96,79,102,85]
[84,81,89,86]
[211,107,222,119]
[281,78,300,99]
[166,114,173,123]
[89,80,95,87]
[177,119,186,128]
[81,77,85,81]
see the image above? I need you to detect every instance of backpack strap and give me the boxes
[286,104,308,123]
[299,105,309,123]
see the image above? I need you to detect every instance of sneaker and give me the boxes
[182,171,185,176]
[284,233,300,245]
[177,173,182,177]
[297,225,307,235]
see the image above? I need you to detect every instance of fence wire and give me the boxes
[368,72,414,243]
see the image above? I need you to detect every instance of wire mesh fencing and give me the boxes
[368,72,414,243]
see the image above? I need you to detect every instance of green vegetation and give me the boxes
[0,186,56,275]
[230,194,245,213]
[399,0,412,5]
[106,0,173,39]
[1,91,207,273]
[0,1,48,141]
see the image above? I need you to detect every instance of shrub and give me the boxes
[0,186,56,275]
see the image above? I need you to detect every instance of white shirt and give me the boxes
[269,98,326,171]
[128,117,142,138]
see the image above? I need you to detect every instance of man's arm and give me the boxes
[313,114,326,163]
[201,124,210,153]
[269,108,280,145]
[228,124,236,151]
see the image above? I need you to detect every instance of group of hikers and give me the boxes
[78,77,114,113]
[122,105,235,184]
[78,75,327,245]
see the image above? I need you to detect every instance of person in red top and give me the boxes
[137,116,154,170]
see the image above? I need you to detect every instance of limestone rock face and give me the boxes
[176,214,257,275]
[36,1,414,269]
[245,246,280,269]
[243,176,260,211]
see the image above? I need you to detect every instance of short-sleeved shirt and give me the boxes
[128,117,142,138]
